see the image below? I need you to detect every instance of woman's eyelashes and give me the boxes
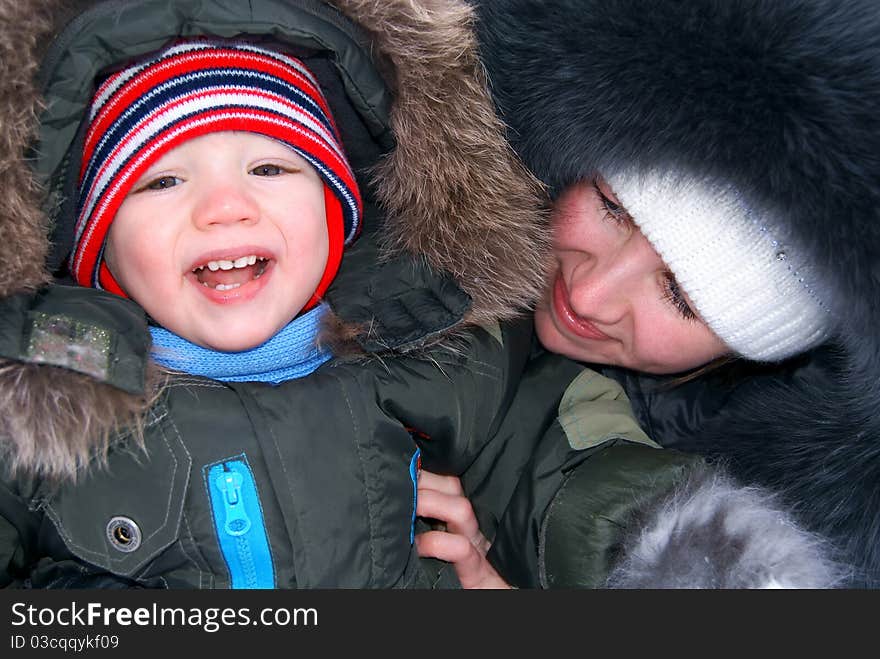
[593,181,632,228]
[662,272,697,321]
[590,179,696,322]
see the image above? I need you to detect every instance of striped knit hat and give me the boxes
[73,40,362,307]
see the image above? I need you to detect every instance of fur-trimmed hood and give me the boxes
[0,0,549,481]
[475,0,880,586]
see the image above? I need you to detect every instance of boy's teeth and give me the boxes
[201,255,263,272]
[201,281,244,291]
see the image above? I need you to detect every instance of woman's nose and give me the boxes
[567,235,661,324]
[191,179,260,230]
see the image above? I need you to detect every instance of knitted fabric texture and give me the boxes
[149,303,332,383]
[73,40,362,306]
[605,170,830,361]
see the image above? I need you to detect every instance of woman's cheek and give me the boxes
[533,307,561,351]
[634,324,727,373]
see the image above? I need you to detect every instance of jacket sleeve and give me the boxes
[0,283,150,395]
[367,317,535,474]
[482,357,846,589]
[470,354,684,587]
[0,284,152,484]
[598,461,847,589]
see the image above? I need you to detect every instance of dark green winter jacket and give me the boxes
[0,284,539,587]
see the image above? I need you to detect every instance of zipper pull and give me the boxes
[216,469,252,536]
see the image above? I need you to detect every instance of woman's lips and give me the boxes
[551,273,612,341]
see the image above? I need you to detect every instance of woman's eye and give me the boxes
[251,164,284,177]
[662,272,697,321]
[143,176,181,191]
[593,181,632,227]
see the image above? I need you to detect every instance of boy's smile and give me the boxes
[189,250,273,295]
[104,131,329,352]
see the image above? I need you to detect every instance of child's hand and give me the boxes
[415,470,512,589]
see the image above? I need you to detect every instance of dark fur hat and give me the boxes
[476,0,880,585]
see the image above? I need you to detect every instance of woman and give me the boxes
[431,0,880,587]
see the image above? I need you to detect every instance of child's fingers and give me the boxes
[415,531,510,589]
[416,488,481,541]
[417,470,465,496]
[415,530,474,565]
[415,531,486,588]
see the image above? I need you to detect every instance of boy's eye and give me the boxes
[143,176,181,191]
[251,164,284,177]
[661,272,697,322]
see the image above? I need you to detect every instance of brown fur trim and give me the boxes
[0,359,161,483]
[330,0,553,323]
[317,308,369,358]
[0,0,55,296]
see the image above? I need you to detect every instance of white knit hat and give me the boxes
[604,170,831,362]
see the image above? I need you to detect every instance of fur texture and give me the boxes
[608,465,847,589]
[0,360,161,482]
[476,0,880,585]
[0,0,549,482]
[335,0,551,325]
[0,0,53,296]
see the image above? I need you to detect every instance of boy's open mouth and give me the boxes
[191,255,270,291]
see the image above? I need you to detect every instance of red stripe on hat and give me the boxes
[98,261,127,298]
[303,187,346,311]
[82,46,336,176]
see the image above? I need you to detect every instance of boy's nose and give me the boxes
[191,180,260,229]
[567,234,661,324]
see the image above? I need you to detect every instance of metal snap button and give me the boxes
[106,516,142,552]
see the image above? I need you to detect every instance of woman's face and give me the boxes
[534,178,728,373]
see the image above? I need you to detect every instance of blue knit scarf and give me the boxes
[148,304,332,384]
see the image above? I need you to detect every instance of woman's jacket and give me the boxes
[475,0,880,587]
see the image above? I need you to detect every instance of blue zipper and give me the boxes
[409,448,421,544]
[205,456,275,589]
